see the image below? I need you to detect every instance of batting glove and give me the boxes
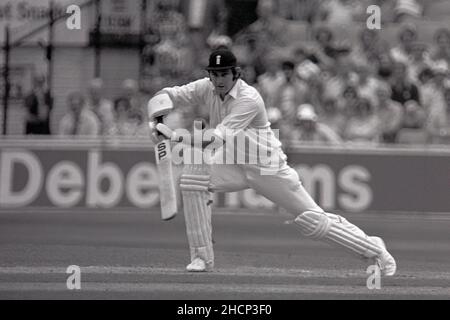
[149,121,164,144]
[149,121,180,143]
[156,123,179,141]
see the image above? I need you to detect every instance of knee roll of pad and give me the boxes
[180,174,210,192]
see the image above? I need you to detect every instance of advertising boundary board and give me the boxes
[0,138,449,214]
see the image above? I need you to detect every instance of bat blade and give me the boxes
[155,139,178,220]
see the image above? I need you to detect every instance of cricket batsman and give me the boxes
[148,48,397,276]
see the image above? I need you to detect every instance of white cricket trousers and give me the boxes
[177,147,382,266]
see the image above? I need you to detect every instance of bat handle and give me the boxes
[154,115,165,137]
[155,115,164,124]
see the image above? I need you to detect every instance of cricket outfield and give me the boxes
[0,210,449,300]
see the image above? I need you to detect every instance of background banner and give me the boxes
[0,139,449,213]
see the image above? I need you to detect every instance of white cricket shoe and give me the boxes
[371,236,397,276]
[186,258,211,272]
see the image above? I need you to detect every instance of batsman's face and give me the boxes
[209,69,235,97]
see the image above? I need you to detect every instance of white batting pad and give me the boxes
[180,164,214,266]
[294,211,383,259]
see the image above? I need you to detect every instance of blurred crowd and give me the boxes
[22,0,450,146]
[25,76,149,138]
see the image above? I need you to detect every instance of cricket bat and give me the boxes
[148,95,178,221]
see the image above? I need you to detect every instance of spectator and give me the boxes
[233,34,267,77]
[355,64,381,108]
[121,79,145,118]
[433,63,450,90]
[320,0,364,26]
[390,23,418,65]
[153,35,195,84]
[390,62,420,105]
[241,64,259,88]
[257,53,285,109]
[179,0,228,43]
[430,28,450,69]
[377,53,394,80]
[153,41,181,78]
[148,0,188,44]
[289,104,342,144]
[59,92,100,137]
[276,0,325,24]
[129,110,150,137]
[273,60,308,122]
[402,99,426,129]
[418,68,447,140]
[142,0,193,89]
[297,60,324,108]
[24,74,53,135]
[310,26,349,68]
[266,106,283,133]
[245,0,290,47]
[85,78,114,136]
[343,98,380,144]
[148,0,195,84]
[108,97,132,137]
[408,42,432,83]
[317,98,346,137]
[207,33,232,51]
[375,84,404,143]
[393,0,423,23]
[337,85,360,117]
[321,63,347,100]
[349,29,386,67]
[108,98,149,137]
[292,46,320,66]
[431,86,450,143]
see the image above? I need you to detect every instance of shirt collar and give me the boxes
[228,80,240,99]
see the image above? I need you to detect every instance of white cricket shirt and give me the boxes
[160,78,283,165]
